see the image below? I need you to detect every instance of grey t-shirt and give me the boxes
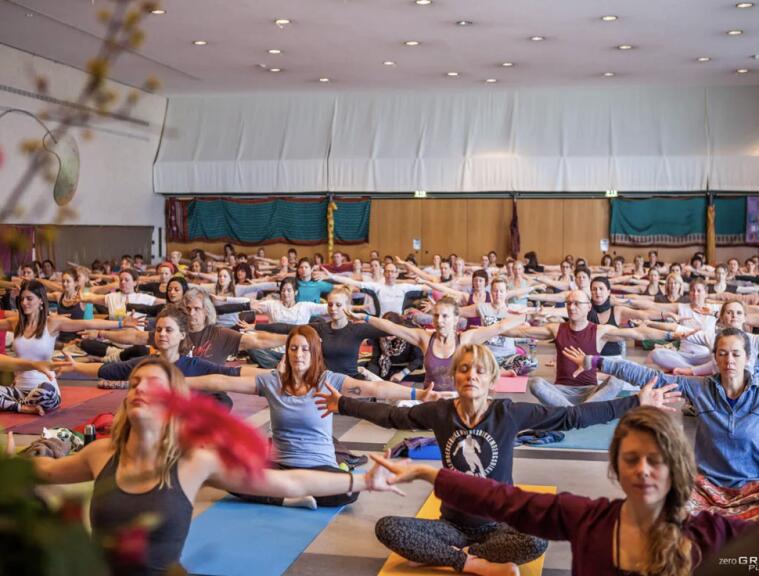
[255,369,346,468]
[476,303,517,359]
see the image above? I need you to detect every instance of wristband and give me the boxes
[347,471,354,496]
[665,331,674,342]
[584,355,602,372]
[411,387,417,401]
[364,314,371,323]
[118,319,123,329]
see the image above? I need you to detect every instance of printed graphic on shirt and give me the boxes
[444,429,499,477]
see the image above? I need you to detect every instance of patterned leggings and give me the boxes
[375,516,548,572]
[0,382,61,412]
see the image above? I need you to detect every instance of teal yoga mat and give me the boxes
[181,497,343,576]
[529,420,618,451]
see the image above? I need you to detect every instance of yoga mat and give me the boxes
[227,393,269,420]
[181,497,343,576]
[378,485,556,576]
[0,386,113,430]
[408,444,441,460]
[493,376,528,393]
[384,429,435,452]
[529,420,618,451]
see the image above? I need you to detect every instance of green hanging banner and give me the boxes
[610,197,746,246]
[166,196,371,246]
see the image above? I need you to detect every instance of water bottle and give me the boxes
[84,424,96,445]
[528,338,537,361]
[83,303,94,320]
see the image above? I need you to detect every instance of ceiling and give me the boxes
[1,0,757,94]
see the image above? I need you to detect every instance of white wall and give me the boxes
[155,86,759,194]
[0,44,167,258]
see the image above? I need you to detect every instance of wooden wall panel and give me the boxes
[466,199,512,262]
[562,200,609,265]
[370,199,422,261]
[517,199,565,264]
[167,198,756,268]
[420,200,470,262]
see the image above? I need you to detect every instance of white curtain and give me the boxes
[154,85,759,193]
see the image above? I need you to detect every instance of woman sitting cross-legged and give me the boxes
[5,357,401,576]
[563,327,759,519]
[371,406,753,576]
[185,324,446,509]
[315,344,680,574]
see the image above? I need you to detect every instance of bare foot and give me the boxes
[19,404,45,416]
[463,557,520,576]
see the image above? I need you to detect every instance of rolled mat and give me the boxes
[181,497,344,576]
[377,485,556,575]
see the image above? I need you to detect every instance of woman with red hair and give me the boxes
[188,324,444,509]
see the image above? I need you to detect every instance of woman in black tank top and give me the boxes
[52,269,87,344]
[8,357,397,575]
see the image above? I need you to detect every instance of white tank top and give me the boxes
[677,303,717,355]
[13,325,58,392]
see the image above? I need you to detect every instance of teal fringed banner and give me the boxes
[168,197,370,245]
[610,197,746,246]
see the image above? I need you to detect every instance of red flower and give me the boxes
[58,498,83,523]
[148,388,271,481]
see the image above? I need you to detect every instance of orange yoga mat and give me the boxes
[377,485,556,576]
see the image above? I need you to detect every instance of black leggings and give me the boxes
[375,516,547,572]
[80,340,149,361]
[233,463,359,508]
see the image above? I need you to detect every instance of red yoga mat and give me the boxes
[0,386,111,429]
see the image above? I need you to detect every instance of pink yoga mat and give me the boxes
[493,376,528,393]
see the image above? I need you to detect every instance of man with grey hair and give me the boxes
[87,288,286,365]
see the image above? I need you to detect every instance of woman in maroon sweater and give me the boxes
[373,406,751,576]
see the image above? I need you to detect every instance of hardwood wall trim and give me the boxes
[168,199,755,266]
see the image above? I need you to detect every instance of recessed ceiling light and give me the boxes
[727,29,744,35]
[383,61,396,66]
[319,77,331,83]
[602,72,616,77]
[736,2,753,7]
[192,40,208,46]
[274,18,291,27]
[529,36,545,41]
[736,68,749,74]
[617,44,633,50]
[150,9,166,15]
[415,0,432,5]
[404,40,420,46]
[501,62,514,67]
[269,68,281,73]
[25,12,33,17]
[268,49,282,55]
[258,64,268,69]
[601,15,618,21]
[446,72,459,77]
[456,20,473,26]
[697,56,711,62]
[485,78,497,83]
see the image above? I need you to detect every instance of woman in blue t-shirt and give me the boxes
[187,324,445,509]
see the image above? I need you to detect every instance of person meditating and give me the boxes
[316,344,679,575]
[371,406,752,576]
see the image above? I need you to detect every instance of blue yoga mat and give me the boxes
[408,444,442,460]
[181,497,343,576]
[530,420,618,451]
